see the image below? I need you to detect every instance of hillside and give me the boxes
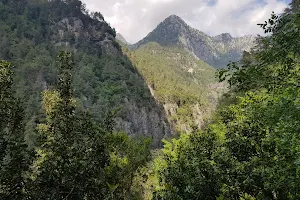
[0,0,171,147]
[125,42,226,133]
[134,15,256,68]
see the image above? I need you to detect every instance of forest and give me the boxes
[1,0,300,199]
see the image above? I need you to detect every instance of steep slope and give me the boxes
[134,15,255,68]
[0,0,171,147]
[125,42,226,133]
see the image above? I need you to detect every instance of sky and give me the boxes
[81,0,291,43]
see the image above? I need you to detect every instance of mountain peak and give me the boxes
[214,33,233,42]
[135,15,255,68]
[163,15,186,25]
[220,33,232,38]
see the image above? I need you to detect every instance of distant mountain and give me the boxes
[134,15,256,68]
[116,33,130,45]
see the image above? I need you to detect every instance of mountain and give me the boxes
[0,0,171,147]
[116,33,130,45]
[124,42,226,133]
[134,15,255,68]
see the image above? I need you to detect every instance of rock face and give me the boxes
[52,17,120,56]
[134,15,256,68]
[115,101,173,147]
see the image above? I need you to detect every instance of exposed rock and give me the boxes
[51,17,120,56]
[99,40,120,55]
[114,101,174,147]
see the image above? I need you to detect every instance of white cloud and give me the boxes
[81,0,289,43]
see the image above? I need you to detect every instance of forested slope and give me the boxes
[125,42,226,133]
[0,0,171,147]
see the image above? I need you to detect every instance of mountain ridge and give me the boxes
[131,15,256,68]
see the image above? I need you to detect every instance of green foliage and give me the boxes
[155,87,300,199]
[0,61,30,199]
[4,51,153,199]
[27,52,110,199]
[0,50,152,199]
[128,43,215,104]
[153,129,224,199]
[105,133,151,199]
[0,0,153,199]
[218,89,300,199]
[218,9,300,93]
[4,1,300,200]
[154,6,300,200]
[0,0,156,147]
[126,42,220,131]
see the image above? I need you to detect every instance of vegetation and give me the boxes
[152,1,300,199]
[0,51,151,199]
[2,0,300,199]
[125,43,223,132]
[0,0,157,147]
[0,61,30,199]
[0,0,152,198]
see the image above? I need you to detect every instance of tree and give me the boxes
[92,12,104,21]
[28,52,110,199]
[284,0,300,14]
[105,133,151,199]
[155,6,300,200]
[0,61,29,199]
[154,131,224,200]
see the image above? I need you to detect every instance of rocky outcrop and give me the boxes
[52,17,120,56]
[134,15,256,68]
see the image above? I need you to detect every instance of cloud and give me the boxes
[82,0,289,43]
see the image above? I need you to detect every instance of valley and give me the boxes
[1,0,300,199]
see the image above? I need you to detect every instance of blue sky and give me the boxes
[82,0,291,43]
